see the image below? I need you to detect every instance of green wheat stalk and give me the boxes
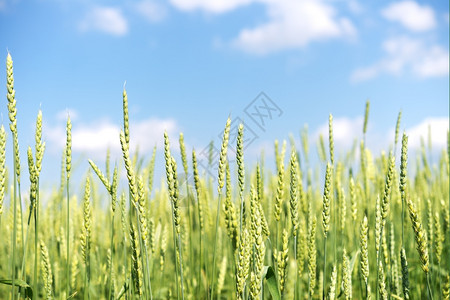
[7,52,22,300]
[322,162,332,299]
[210,117,231,299]
[65,116,72,298]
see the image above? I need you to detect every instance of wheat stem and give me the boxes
[211,118,231,299]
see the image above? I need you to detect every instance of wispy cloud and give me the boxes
[313,116,449,159]
[79,6,128,36]
[45,111,178,160]
[169,0,254,14]
[346,0,363,14]
[351,36,449,82]
[231,0,356,54]
[405,117,449,150]
[169,0,356,54]
[134,0,167,23]
[382,1,436,32]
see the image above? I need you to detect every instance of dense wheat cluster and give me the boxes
[1,54,449,300]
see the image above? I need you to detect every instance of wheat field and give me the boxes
[0,53,449,300]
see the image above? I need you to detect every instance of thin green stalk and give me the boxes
[211,118,231,299]
[123,231,128,300]
[307,273,311,300]
[237,181,245,297]
[134,213,150,299]
[84,245,88,300]
[143,234,153,300]
[447,136,450,300]
[108,213,115,300]
[294,234,298,300]
[376,231,380,300]
[193,149,204,296]
[427,273,434,300]
[401,196,405,247]
[171,157,184,300]
[83,193,91,300]
[323,236,327,300]
[177,234,185,300]
[199,220,203,296]
[22,146,40,289]
[228,236,237,298]
[20,213,32,283]
[210,192,223,299]
[275,222,279,285]
[170,200,180,299]
[14,180,25,298]
[87,239,91,300]
[18,184,24,261]
[376,226,386,300]
[158,253,164,297]
[13,182,26,300]
[184,183,194,296]
[11,149,18,300]
[333,193,337,263]
[14,181,25,299]
[438,261,442,299]
[33,180,39,300]
[163,133,182,299]
[239,193,244,246]
[365,278,369,299]
[66,177,70,297]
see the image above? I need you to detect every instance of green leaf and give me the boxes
[0,278,33,299]
[263,266,280,300]
[338,250,361,297]
[67,291,78,299]
[115,278,130,300]
[349,249,360,273]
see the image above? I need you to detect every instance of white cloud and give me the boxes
[79,6,128,36]
[128,118,178,152]
[351,36,449,82]
[382,1,436,32]
[346,0,363,14]
[135,0,167,22]
[314,116,363,149]
[169,0,356,54]
[45,120,120,158]
[169,0,254,14]
[406,117,449,150]
[45,113,178,159]
[312,116,449,160]
[231,0,356,54]
[413,46,449,78]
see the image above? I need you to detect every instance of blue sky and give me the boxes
[0,0,448,188]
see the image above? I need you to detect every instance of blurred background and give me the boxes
[0,0,448,189]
